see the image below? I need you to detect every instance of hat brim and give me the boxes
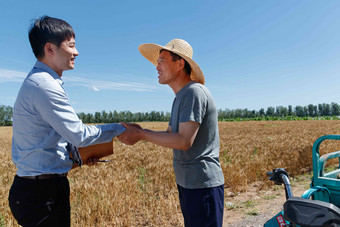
[139,43,205,85]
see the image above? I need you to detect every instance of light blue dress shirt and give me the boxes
[12,61,126,176]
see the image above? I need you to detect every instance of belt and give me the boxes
[18,172,68,180]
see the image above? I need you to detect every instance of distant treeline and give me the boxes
[218,103,340,121]
[2,102,340,126]
[77,110,171,123]
[0,105,13,126]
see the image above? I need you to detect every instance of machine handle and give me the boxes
[312,135,340,178]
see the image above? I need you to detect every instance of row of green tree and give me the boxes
[2,102,340,125]
[77,111,171,123]
[218,102,340,120]
[0,105,13,126]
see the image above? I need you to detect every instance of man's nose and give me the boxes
[74,48,79,56]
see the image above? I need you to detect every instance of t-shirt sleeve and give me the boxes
[179,86,207,124]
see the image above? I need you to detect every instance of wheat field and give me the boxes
[1,121,340,226]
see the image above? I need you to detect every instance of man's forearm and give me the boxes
[140,130,191,151]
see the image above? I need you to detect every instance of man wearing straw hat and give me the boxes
[119,39,225,226]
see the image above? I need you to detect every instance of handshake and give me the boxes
[117,122,144,145]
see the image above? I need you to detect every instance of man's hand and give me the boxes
[84,157,100,166]
[117,122,142,145]
[126,123,143,129]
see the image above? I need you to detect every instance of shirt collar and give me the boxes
[33,61,64,85]
[176,81,196,97]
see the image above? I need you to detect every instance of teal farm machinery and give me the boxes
[264,135,340,227]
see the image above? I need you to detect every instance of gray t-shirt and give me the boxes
[169,81,225,189]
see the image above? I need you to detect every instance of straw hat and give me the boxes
[139,39,205,85]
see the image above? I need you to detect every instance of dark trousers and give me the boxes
[177,184,224,227]
[8,175,70,227]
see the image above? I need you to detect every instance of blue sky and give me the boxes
[1,0,340,113]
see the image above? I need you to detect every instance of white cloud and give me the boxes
[0,69,26,82]
[64,76,158,92]
[0,68,159,92]
[6,96,16,101]
[91,85,100,92]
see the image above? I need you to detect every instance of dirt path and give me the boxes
[223,177,310,227]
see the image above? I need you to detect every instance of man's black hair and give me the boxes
[160,49,192,76]
[28,15,75,59]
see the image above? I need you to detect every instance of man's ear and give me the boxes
[44,42,56,57]
[178,58,185,70]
